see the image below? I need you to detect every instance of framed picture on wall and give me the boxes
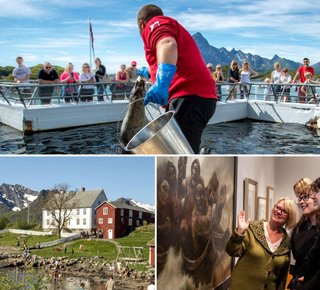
[256,197,267,220]
[244,178,258,221]
[156,156,236,290]
[266,186,275,220]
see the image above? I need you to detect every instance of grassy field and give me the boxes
[0,233,57,247]
[0,226,155,271]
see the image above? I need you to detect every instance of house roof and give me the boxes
[65,189,105,208]
[96,200,152,214]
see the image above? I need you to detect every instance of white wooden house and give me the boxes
[42,188,107,233]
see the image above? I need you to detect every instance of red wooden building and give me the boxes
[95,201,154,240]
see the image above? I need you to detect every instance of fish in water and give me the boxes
[120,76,149,154]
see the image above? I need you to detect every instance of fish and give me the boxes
[120,76,149,154]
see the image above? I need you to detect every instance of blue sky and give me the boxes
[0,156,155,205]
[0,0,319,73]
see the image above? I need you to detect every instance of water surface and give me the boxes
[1,119,319,154]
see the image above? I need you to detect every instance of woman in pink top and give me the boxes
[60,63,80,103]
[115,64,129,88]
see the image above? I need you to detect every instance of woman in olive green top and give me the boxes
[226,197,298,290]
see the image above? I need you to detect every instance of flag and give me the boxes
[90,21,95,58]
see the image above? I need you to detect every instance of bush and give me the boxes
[0,216,9,230]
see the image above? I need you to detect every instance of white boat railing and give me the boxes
[0,80,319,108]
[0,81,142,108]
[217,82,320,105]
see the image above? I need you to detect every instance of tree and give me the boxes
[0,216,9,230]
[44,183,78,239]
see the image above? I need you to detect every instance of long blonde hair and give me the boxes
[81,63,91,74]
[230,60,239,72]
[293,177,312,197]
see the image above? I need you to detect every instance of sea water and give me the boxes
[1,119,319,154]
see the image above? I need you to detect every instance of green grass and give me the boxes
[30,239,118,261]
[0,233,57,247]
[115,225,155,260]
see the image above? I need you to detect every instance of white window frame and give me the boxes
[103,207,108,215]
[139,212,142,218]
[136,220,139,226]
[98,218,103,224]
[77,209,80,215]
[83,218,86,225]
[108,218,113,224]
[129,218,132,226]
[121,209,124,216]
[129,210,133,217]
[46,219,49,226]
[83,208,86,215]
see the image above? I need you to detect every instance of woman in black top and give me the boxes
[289,185,319,289]
[94,58,106,101]
[226,60,240,101]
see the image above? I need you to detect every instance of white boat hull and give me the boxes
[0,99,319,133]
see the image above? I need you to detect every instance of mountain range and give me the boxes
[0,183,155,224]
[193,32,320,74]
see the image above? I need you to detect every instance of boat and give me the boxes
[0,81,319,133]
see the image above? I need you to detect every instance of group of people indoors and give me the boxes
[206,58,318,103]
[227,177,320,290]
[12,56,140,104]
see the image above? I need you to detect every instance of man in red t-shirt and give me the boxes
[137,4,217,154]
[292,58,315,103]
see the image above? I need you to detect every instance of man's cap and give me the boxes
[131,61,137,65]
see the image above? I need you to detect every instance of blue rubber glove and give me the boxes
[143,63,177,106]
[137,67,150,78]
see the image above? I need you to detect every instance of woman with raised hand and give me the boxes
[226,197,298,290]
[288,185,319,289]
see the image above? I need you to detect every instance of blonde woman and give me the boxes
[60,63,80,103]
[227,60,240,100]
[271,62,282,101]
[293,177,312,197]
[240,61,258,99]
[213,64,224,101]
[79,63,95,102]
[226,197,298,290]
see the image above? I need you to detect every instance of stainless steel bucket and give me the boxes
[125,111,194,154]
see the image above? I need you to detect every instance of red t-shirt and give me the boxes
[297,66,314,83]
[142,16,217,102]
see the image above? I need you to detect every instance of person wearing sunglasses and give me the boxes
[292,179,320,290]
[37,62,59,105]
[226,197,297,290]
[127,61,139,82]
[79,63,95,102]
[289,185,318,289]
[213,65,224,101]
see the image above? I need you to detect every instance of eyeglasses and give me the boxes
[132,65,136,67]
[282,71,288,73]
[274,205,288,216]
[243,63,248,65]
[233,64,238,66]
[298,194,313,202]
[217,67,221,69]
[83,66,89,68]
[45,67,51,69]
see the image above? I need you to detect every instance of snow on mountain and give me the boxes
[0,183,39,212]
[130,199,155,213]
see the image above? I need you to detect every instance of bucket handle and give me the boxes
[116,99,163,152]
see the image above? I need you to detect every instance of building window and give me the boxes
[94,210,96,216]
[83,208,86,215]
[103,207,108,215]
[129,219,132,226]
[108,218,113,224]
[139,212,142,218]
[129,210,133,217]
[98,218,103,224]
[136,220,139,227]
[121,217,123,223]
[46,211,49,216]
[94,219,96,225]
[46,219,49,226]
[121,209,124,216]
[76,219,80,225]
[68,220,71,226]
[77,209,80,215]
[83,219,86,225]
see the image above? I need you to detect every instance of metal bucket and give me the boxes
[125,111,194,154]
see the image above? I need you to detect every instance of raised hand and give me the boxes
[237,211,250,235]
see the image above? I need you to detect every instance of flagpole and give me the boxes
[89,17,92,69]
